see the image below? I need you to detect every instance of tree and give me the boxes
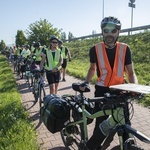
[15,30,27,46]
[0,40,6,51]
[60,32,67,41]
[68,32,74,42]
[26,19,61,46]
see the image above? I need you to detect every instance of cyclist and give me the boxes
[21,45,31,61]
[80,16,138,150]
[30,41,35,53]
[12,45,18,62]
[58,40,71,81]
[40,35,63,94]
[31,42,43,66]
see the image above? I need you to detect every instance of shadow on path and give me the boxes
[29,111,43,130]
[22,100,37,111]
[48,147,66,150]
[58,85,72,91]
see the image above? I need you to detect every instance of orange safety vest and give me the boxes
[95,42,127,87]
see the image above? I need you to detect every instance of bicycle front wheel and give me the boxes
[39,85,46,109]
[33,77,39,102]
[124,144,144,150]
[60,124,85,150]
[14,62,17,73]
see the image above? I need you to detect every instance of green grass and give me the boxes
[0,55,39,150]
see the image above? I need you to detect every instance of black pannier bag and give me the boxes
[40,94,70,134]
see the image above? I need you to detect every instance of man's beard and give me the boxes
[104,35,116,45]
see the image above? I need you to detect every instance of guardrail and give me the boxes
[66,24,150,42]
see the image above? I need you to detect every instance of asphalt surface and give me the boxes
[15,73,150,150]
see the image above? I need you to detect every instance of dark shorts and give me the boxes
[46,70,60,84]
[62,59,67,68]
[35,61,41,65]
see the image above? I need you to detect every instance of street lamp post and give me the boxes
[102,0,104,19]
[128,0,136,34]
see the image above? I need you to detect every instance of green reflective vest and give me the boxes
[44,49,61,71]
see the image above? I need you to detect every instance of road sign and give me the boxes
[128,2,135,8]
[130,0,135,3]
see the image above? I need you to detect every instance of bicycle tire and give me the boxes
[39,85,46,109]
[60,124,84,150]
[124,144,144,150]
[110,144,144,150]
[17,64,21,76]
[30,75,34,87]
[27,73,33,87]
[14,62,18,73]
[33,77,39,102]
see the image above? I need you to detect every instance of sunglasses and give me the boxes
[103,28,117,34]
[52,41,58,44]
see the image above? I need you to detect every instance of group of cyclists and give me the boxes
[2,15,145,150]
[6,36,71,94]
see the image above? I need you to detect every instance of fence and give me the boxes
[66,24,150,42]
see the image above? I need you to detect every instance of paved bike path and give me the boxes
[15,74,150,150]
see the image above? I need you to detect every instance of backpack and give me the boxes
[40,94,70,134]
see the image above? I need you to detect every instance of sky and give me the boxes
[0,0,150,45]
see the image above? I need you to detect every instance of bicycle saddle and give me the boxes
[72,82,90,93]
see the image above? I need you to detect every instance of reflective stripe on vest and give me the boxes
[45,49,61,70]
[95,42,127,87]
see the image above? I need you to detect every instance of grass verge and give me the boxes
[0,55,39,150]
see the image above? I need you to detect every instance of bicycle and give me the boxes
[25,56,37,87]
[31,69,46,108]
[60,83,150,150]
[14,56,25,78]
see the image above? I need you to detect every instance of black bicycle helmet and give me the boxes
[34,42,41,48]
[50,35,59,42]
[25,45,30,49]
[101,16,121,30]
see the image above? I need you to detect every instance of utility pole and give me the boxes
[128,0,136,34]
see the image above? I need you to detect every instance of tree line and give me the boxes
[0,19,75,50]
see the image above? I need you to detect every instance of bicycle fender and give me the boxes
[124,124,150,143]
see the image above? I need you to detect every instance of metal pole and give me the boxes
[131,7,133,35]
[131,7,133,28]
[102,0,104,19]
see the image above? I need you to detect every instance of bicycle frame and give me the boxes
[63,95,122,140]
[62,92,150,150]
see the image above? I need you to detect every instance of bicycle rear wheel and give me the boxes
[60,124,84,150]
